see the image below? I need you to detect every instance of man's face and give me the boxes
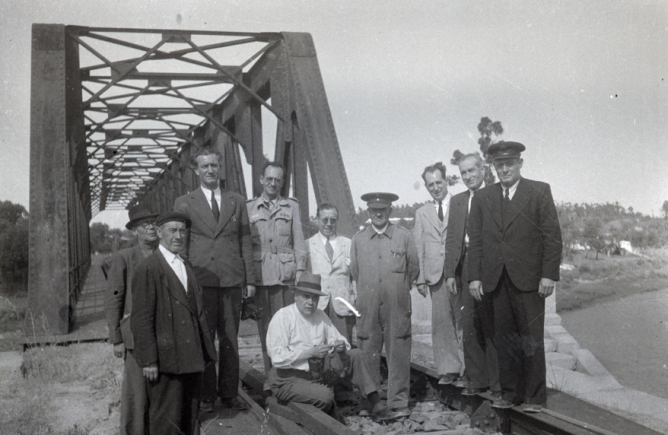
[317,208,338,238]
[195,154,221,190]
[157,221,188,254]
[261,166,284,199]
[369,206,391,229]
[458,157,484,191]
[493,157,523,187]
[294,290,319,317]
[423,170,447,202]
[133,218,158,244]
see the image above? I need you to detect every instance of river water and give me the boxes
[560,288,668,400]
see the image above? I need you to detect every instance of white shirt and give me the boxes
[433,192,451,215]
[319,232,338,252]
[266,303,350,371]
[372,223,389,234]
[200,185,221,213]
[159,244,188,292]
[502,179,520,200]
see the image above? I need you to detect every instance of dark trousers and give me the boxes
[201,286,242,402]
[460,274,500,391]
[491,269,546,405]
[256,285,293,373]
[120,350,149,435]
[147,372,201,435]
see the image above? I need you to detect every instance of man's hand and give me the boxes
[417,284,429,298]
[333,339,347,353]
[446,278,458,295]
[113,342,126,359]
[538,278,556,298]
[244,284,256,298]
[309,343,334,359]
[469,280,484,302]
[143,363,159,382]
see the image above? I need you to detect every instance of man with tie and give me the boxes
[305,203,356,343]
[444,154,500,397]
[173,147,254,412]
[467,141,562,413]
[413,162,463,385]
[131,212,217,435]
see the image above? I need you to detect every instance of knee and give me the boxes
[312,387,335,412]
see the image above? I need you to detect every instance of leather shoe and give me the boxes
[438,373,459,385]
[461,387,486,396]
[491,397,517,409]
[222,397,248,411]
[523,404,542,413]
[452,377,470,388]
[200,400,215,413]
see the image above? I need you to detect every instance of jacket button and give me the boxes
[186,339,190,343]
[182,320,185,324]
[211,257,215,261]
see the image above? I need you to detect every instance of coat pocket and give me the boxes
[278,252,296,282]
[390,248,406,273]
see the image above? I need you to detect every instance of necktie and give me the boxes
[325,239,334,261]
[502,188,511,227]
[211,191,220,222]
[438,201,444,222]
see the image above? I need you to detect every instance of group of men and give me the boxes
[104,140,562,434]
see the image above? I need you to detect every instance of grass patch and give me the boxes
[557,248,668,312]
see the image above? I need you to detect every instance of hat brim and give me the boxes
[126,213,160,230]
[290,285,327,297]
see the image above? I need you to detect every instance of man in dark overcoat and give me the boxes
[173,146,254,411]
[467,141,562,413]
[131,211,217,435]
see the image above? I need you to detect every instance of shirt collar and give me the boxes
[502,179,521,197]
[433,192,451,206]
[159,244,183,264]
[319,232,337,243]
[370,223,393,238]
[200,184,221,198]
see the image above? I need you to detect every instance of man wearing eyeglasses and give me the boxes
[173,147,254,412]
[105,205,159,435]
[247,162,307,374]
[305,203,356,343]
[467,141,562,413]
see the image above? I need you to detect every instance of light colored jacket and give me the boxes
[306,234,355,316]
[413,196,450,285]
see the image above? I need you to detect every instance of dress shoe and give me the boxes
[491,397,517,409]
[452,377,470,388]
[461,387,486,396]
[438,373,459,385]
[222,397,248,411]
[200,400,215,413]
[523,403,542,413]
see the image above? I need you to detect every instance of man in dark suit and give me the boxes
[131,211,217,435]
[444,154,500,398]
[467,142,562,413]
[105,205,159,435]
[173,147,254,411]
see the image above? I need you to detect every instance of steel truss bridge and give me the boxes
[29,24,354,334]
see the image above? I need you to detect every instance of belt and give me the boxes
[276,367,312,380]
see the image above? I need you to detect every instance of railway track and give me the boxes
[200,338,660,435]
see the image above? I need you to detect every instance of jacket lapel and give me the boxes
[215,190,235,236]
[485,184,503,230]
[424,203,445,233]
[504,178,531,229]
[190,188,217,233]
[156,250,193,314]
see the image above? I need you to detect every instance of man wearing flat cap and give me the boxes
[131,211,217,435]
[266,272,394,422]
[105,205,159,435]
[350,193,420,418]
[467,141,562,413]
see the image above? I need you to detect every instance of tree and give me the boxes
[582,219,605,259]
[0,201,29,292]
[662,200,668,219]
[451,117,503,187]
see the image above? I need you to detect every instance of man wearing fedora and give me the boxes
[105,205,160,435]
[173,146,254,412]
[467,141,562,413]
[131,212,217,435]
[265,272,394,422]
[350,192,420,418]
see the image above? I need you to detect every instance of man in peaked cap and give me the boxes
[131,211,217,435]
[173,146,254,412]
[104,204,159,435]
[467,141,562,413]
[350,192,420,418]
[265,272,394,422]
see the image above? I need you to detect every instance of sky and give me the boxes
[1,0,667,229]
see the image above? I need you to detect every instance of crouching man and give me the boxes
[266,272,397,422]
[131,212,217,435]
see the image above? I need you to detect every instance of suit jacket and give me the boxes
[131,249,217,374]
[306,234,355,316]
[104,245,149,348]
[174,187,254,288]
[413,197,450,285]
[467,178,562,292]
[444,190,471,282]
